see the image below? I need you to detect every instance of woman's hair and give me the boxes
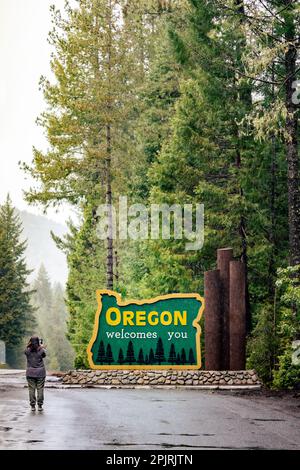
[27,336,40,352]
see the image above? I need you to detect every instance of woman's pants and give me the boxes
[27,377,45,406]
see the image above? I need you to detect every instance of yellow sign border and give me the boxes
[87,290,204,370]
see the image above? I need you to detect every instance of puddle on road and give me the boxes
[252,418,285,422]
[26,440,44,444]
[156,432,215,437]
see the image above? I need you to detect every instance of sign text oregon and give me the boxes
[87,290,204,370]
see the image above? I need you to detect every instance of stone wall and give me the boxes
[62,369,261,387]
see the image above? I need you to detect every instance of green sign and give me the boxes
[87,290,204,370]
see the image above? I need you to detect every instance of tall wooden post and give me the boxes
[204,270,222,370]
[217,248,233,370]
[229,260,246,370]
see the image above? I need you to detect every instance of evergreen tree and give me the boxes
[48,283,75,370]
[138,348,145,365]
[125,340,136,364]
[149,348,155,365]
[168,343,176,365]
[0,196,35,366]
[97,340,106,364]
[106,343,114,365]
[176,353,180,365]
[188,348,195,365]
[144,353,149,365]
[155,338,165,365]
[32,269,75,370]
[180,348,187,365]
[118,348,124,365]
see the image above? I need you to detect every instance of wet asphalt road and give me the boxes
[0,383,299,450]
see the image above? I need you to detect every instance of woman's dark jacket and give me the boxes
[25,347,46,379]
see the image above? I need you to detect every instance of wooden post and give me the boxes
[229,260,246,370]
[204,270,222,370]
[217,248,233,369]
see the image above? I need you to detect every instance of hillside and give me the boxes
[18,210,68,285]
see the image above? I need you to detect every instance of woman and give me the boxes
[24,336,46,412]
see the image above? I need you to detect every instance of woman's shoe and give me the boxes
[31,406,36,411]
[38,405,43,411]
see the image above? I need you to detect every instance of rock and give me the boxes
[137,378,144,384]
[178,379,184,385]
[186,380,192,385]
[150,380,158,385]
[193,380,199,385]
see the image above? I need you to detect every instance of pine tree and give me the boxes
[106,343,114,365]
[168,343,176,365]
[97,340,106,364]
[155,338,165,365]
[180,348,187,365]
[47,282,75,371]
[22,0,151,291]
[0,196,35,366]
[125,340,136,364]
[149,348,155,365]
[176,353,180,365]
[138,348,145,365]
[118,348,124,365]
[32,264,53,344]
[188,348,195,365]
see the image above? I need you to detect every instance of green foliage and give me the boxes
[273,348,300,390]
[31,265,75,371]
[247,305,278,384]
[0,196,35,367]
[271,265,300,389]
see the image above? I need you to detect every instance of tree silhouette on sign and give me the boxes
[106,343,114,365]
[145,354,149,365]
[118,348,124,365]
[181,348,187,364]
[176,353,180,365]
[168,343,176,364]
[125,340,136,364]
[149,348,155,365]
[96,340,106,364]
[138,348,144,365]
[155,338,165,365]
[188,348,195,365]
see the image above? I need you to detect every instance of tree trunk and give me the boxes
[106,0,114,290]
[284,2,300,267]
[106,124,114,290]
[234,0,252,332]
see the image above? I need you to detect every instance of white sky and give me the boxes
[0,0,74,224]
